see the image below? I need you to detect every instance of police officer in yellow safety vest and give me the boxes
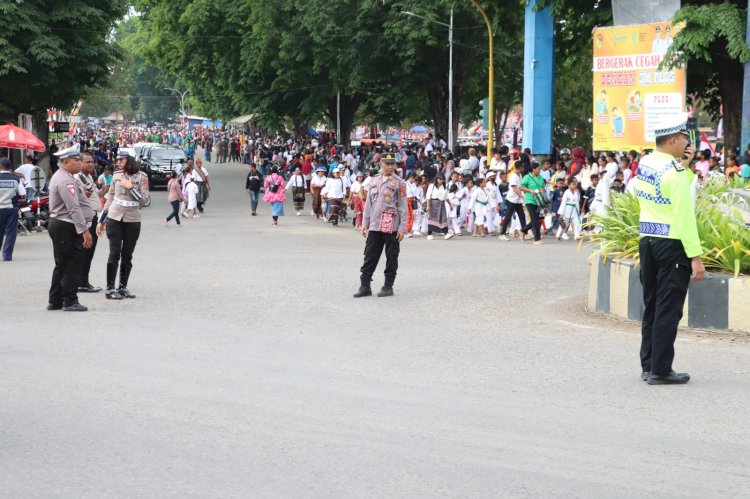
[633,112,705,385]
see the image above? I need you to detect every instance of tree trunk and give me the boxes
[717,61,743,154]
[291,117,306,139]
[427,79,463,151]
[327,93,364,146]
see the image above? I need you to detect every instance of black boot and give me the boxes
[105,264,123,300]
[353,277,372,298]
[118,265,136,299]
[377,286,394,297]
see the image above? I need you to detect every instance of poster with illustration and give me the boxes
[592,21,686,151]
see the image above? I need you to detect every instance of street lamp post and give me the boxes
[165,87,190,123]
[467,0,494,158]
[401,6,454,153]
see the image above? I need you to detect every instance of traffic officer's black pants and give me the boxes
[48,218,83,306]
[639,237,691,376]
[106,219,141,288]
[360,230,400,287]
[80,217,99,286]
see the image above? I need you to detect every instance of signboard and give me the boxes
[592,21,686,151]
[52,122,70,133]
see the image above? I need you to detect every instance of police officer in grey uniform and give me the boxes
[47,144,93,311]
[354,152,408,298]
[0,157,26,261]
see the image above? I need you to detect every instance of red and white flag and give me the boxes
[699,133,716,157]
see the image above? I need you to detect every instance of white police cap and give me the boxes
[654,112,689,138]
[54,143,81,160]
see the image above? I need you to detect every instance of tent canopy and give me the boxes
[228,114,256,125]
[409,125,427,133]
[101,112,125,122]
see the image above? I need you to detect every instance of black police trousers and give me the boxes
[80,217,99,286]
[106,219,141,288]
[360,230,400,287]
[48,218,83,307]
[639,237,692,376]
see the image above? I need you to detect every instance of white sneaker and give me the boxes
[405,233,413,238]
[561,233,570,240]
[444,233,454,240]
[413,232,422,237]
[297,212,301,216]
[427,235,434,240]
[498,235,510,241]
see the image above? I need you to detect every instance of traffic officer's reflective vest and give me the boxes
[634,150,702,258]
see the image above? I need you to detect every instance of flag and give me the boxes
[699,133,716,157]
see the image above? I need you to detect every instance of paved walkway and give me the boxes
[2,159,749,497]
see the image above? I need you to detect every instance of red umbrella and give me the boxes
[0,124,46,152]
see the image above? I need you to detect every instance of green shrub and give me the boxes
[587,186,750,277]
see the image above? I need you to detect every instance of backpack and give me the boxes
[268,175,280,193]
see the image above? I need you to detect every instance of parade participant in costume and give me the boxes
[0,158,25,262]
[425,174,449,240]
[193,157,210,213]
[404,174,418,237]
[350,172,365,229]
[354,153,408,298]
[262,166,286,225]
[324,167,345,227]
[47,144,92,311]
[310,166,327,219]
[633,113,704,385]
[245,163,263,216]
[97,149,150,300]
[556,178,582,240]
[447,183,462,236]
[286,165,307,215]
[75,152,103,292]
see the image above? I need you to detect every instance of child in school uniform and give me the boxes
[447,183,462,236]
[556,178,582,240]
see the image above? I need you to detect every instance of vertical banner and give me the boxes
[592,21,686,151]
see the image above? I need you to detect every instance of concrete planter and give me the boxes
[588,254,750,334]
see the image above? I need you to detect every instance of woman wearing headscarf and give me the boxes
[262,166,286,225]
[96,151,150,299]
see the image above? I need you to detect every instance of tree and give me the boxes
[0,0,128,121]
[666,0,750,153]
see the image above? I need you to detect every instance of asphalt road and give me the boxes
[2,157,750,498]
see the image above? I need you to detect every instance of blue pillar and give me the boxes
[522,0,555,155]
[742,1,750,151]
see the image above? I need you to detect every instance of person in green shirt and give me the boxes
[633,113,705,386]
[518,162,547,244]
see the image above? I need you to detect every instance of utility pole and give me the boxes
[468,0,494,158]
[742,0,750,152]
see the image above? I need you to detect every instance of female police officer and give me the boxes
[96,149,150,299]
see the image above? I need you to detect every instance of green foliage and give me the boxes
[0,0,129,119]
[134,0,521,142]
[588,186,750,277]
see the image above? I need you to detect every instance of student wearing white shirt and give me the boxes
[323,167,345,227]
[14,155,43,202]
[286,166,307,215]
[425,175,450,240]
[458,178,475,233]
[498,161,528,241]
[310,167,327,219]
[484,171,503,234]
[468,177,490,237]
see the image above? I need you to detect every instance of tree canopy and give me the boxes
[0,0,128,121]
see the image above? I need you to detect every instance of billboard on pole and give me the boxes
[592,21,686,151]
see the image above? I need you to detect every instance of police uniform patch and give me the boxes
[66,183,76,196]
[399,185,406,196]
[389,181,397,187]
